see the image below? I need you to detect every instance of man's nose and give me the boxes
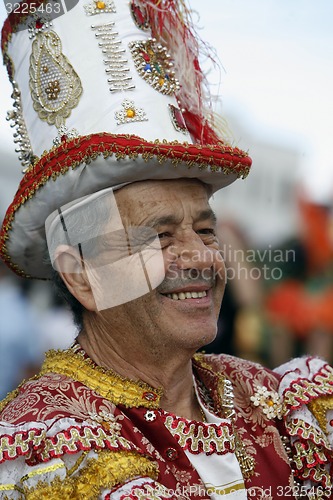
[172,233,215,270]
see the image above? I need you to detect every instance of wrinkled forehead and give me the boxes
[114,178,213,224]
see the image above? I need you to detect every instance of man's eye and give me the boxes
[158,232,172,240]
[197,228,216,235]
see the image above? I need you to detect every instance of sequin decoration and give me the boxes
[6,80,36,172]
[29,31,83,127]
[129,38,180,95]
[250,385,283,420]
[27,15,53,39]
[84,0,116,16]
[91,22,135,93]
[53,125,79,146]
[115,99,148,125]
[168,104,188,134]
[130,0,150,31]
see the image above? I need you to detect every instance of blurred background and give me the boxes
[1,0,333,397]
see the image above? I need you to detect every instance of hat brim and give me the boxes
[0,133,251,279]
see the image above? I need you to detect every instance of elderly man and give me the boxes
[1,0,333,498]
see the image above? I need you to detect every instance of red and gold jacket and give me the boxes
[0,346,332,499]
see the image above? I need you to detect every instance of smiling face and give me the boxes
[90,178,226,356]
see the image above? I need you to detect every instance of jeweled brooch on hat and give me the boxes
[129,38,180,95]
[130,0,150,31]
[168,104,188,134]
[27,15,53,39]
[53,125,80,146]
[29,30,83,127]
[114,99,148,125]
[84,0,116,16]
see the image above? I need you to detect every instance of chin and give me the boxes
[182,323,218,352]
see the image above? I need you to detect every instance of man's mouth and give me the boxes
[163,290,208,300]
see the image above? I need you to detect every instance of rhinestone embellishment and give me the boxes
[29,30,83,127]
[250,385,283,419]
[53,125,79,146]
[45,79,61,100]
[27,16,53,39]
[129,38,180,95]
[6,81,36,171]
[165,447,178,461]
[91,22,135,93]
[168,104,188,134]
[142,391,158,402]
[115,99,148,125]
[130,0,150,31]
[84,0,116,16]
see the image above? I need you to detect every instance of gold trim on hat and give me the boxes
[0,133,251,278]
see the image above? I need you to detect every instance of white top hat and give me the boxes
[1,0,251,278]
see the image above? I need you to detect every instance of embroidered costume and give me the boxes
[1,1,333,499]
[1,346,332,499]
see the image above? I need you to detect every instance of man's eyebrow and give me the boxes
[144,209,217,229]
[145,215,181,228]
[196,209,217,225]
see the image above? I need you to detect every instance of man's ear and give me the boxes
[53,245,97,312]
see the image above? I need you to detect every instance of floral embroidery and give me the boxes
[53,125,79,146]
[171,467,192,484]
[84,0,116,16]
[0,371,119,424]
[29,30,83,127]
[144,410,157,422]
[40,348,162,409]
[88,410,123,433]
[250,385,283,419]
[115,99,148,125]
[2,349,331,496]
